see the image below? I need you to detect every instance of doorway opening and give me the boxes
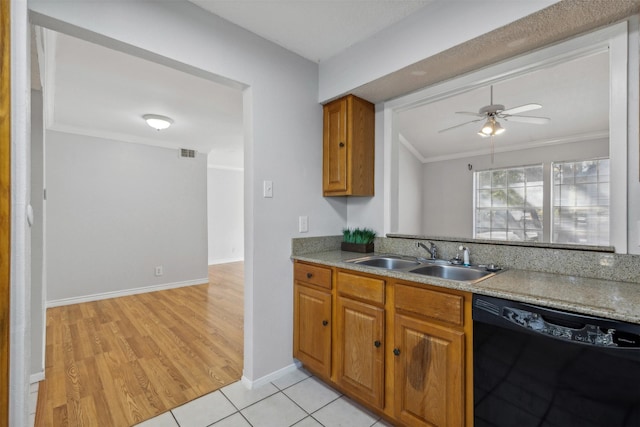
[30,27,247,426]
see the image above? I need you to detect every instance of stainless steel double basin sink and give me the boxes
[346,254,502,284]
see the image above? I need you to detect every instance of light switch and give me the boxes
[263,180,273,198]
[299,216,309,233]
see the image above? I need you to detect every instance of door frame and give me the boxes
[1,0,12,425]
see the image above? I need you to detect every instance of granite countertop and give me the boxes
[292,250,640,325]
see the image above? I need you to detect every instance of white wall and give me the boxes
[397,139,423,234]
[30,90,45,380]
[46,131,208,303]
[318,0,558,101]
[29,0,347,381]
[417,138,609,238]
[208,167,244,264]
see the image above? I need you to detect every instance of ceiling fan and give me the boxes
[439,86,551,137]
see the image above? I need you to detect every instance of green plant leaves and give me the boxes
[341,227,376,244]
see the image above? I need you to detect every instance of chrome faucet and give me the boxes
[416,241,437,259]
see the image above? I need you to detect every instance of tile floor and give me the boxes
[135,368,394,427]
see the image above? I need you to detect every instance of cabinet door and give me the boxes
[394,313,464,427]
[293,284,332,377]
[336,295,385,408]
[323,97,348,194]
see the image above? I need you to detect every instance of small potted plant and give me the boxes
[341,227,376,253]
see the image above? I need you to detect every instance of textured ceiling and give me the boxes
[352,0,640,104]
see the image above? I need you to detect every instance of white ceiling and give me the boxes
[396,51,609,162]
[37,1,433,168]
[188,0,433,63]
[44,30,243,167]
[36,1,608,167]
[42,30,244,168]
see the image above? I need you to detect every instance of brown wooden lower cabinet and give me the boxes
[393,313,465,427]
[336,273,385,409]
[293,262,333,378]
[293,262,472,427]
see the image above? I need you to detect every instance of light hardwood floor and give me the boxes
[34,262,244,427]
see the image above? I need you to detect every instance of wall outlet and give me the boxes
[155,265,164,276]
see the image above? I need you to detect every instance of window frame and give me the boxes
[550,157,611,246]
[473,158,611,246]
[473,164,545,243]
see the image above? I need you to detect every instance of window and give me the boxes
[552,159,609,246]
[474,159,611,246]
[474,165,544,242]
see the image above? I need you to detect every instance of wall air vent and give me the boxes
[179,148,196,158]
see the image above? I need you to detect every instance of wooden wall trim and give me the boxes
[0,0,11,425]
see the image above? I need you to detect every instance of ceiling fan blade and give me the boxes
[455,111,485,117]
[500,103,542,115]
[438,118,485,133]
[503,115,550,124]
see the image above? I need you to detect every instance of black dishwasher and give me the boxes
[473,294,640,427]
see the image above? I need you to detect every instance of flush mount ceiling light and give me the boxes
[143,114,173,131]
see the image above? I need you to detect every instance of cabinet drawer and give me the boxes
[394,283,463,327]
[294,262,332,289]
[337,271,385,305]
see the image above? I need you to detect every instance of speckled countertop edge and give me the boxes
[291,250,640,325]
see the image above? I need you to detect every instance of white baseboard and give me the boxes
[29,372,44,386]
[241,362,301,390]
[46,278,208,308]
[208,257,244,266]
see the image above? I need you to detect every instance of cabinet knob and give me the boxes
[393,348,401,356]
[339,142,345,147]
[322,320,329,326]
[374,340,381,348]
[306,272,313,279]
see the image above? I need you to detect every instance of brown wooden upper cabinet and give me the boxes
[323,94,375,196]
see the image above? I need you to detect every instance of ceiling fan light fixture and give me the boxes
[480,119,494,136]
[478,117,505,137]
[143,114,173,131]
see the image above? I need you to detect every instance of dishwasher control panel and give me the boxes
[473,295,640,348]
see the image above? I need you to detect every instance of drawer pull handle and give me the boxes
[339,142,345,147]
[393,348,401,356]
[374,340,381,348]
[306,273,313,279]
[322,320,329,326]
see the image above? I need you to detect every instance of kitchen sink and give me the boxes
[348,255,421,270]
[346,254,502,283]
[409,264,494,283]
